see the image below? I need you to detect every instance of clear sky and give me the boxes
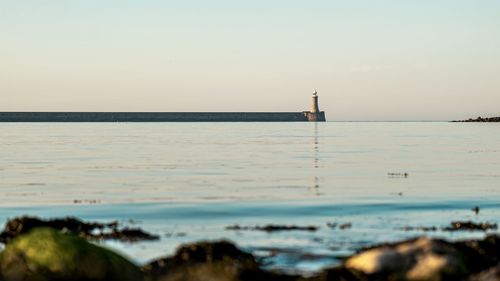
[1,0,499,120]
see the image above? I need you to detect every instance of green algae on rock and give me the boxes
[0,227,143,281]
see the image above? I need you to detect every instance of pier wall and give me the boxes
[0,112,323,122]
[304,111,326,122]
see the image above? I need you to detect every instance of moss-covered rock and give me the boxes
[0,227,143,281]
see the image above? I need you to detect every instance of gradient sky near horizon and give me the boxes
[1,1,499,120]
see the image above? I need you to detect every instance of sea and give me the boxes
[0,122,499,274]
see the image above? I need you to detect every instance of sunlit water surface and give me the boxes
[0,122,499,273]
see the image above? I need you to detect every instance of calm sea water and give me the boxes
[0,122,499,273]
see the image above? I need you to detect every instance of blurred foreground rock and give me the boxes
[0,227,143,281]
[143,240,296,281]
[344,235,499,281]
[0,220,498,281]
[469,264,500,281]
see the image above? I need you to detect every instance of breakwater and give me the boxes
[0,112,326,122]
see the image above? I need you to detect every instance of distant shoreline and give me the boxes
[452,116,500,122]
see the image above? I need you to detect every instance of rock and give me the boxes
[226,224,318,232]
[308,267,369,281]
[397,226,438,232]
[345,237,472,281]
[144,240,296,281]
[443,221,497,232]
[0,227,143,281]
[344,235,500,281]
[397,221,497,232]
[458,235,500,271]
[469,264,500,281]
[0,216,159,244]
[0,220,498,281]
[339,223,352,230]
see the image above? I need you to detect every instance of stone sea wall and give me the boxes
[0,112,325,122]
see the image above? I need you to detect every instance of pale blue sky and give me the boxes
[1,0,499,120]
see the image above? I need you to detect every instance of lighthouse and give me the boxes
[311,89,320,113]
[303,89,326,122]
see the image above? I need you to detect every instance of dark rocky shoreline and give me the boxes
[0,216,159,244]
[453,116,500,122]
[0,217,499,281]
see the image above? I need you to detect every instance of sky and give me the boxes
[1,0,499,120]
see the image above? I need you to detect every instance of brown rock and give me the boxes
[469,264,500,281]
[345,237,469,281]
[144,240,297,281]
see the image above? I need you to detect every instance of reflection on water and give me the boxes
[0,122,499,272]
[312,122,320,195]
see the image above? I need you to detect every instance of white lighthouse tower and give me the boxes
[311,89,320,113]
[303,89,326,121]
